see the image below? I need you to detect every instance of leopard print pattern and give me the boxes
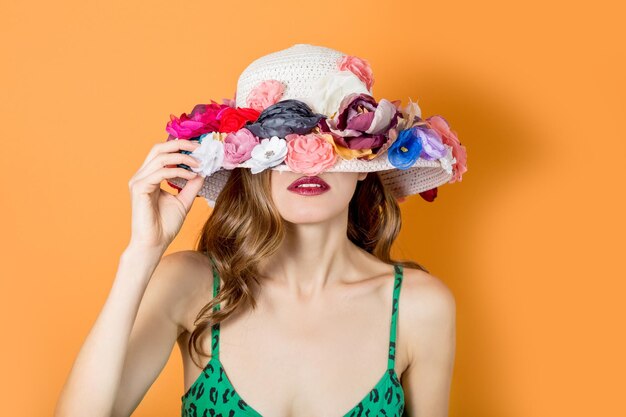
[181,262,406,417]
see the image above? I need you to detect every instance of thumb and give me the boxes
[176,173,206,212]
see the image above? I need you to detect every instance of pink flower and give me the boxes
[166,101,229,139]
[338,55,375,91]
[222,95,236,107]
[246,80,286,112]
[427,115,468,183]
[284,133,338,176]
[222,128,260,169]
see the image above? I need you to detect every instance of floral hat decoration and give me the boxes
[164,43,468,207]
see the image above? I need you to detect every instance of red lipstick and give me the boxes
[287,175,330,196]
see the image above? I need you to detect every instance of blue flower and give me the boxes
[388,127,423,170]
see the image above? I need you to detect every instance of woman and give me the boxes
[55,44,463,417]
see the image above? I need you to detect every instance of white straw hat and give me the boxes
[164,43,467,207]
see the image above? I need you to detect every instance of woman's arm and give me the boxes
[54,246,184,417]
[400,269,457,417]
[54,139,204,417]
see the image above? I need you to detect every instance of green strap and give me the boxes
[388,263,404,370]
[210,261,221,358]
[209,258,404,367]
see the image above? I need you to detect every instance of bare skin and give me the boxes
[54,140,456,417]
[176,249,456,417]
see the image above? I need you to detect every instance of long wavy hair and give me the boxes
[186,168,429,368]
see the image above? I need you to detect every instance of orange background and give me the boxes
[1,1,624,416]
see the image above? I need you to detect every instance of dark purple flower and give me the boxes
[244,99,325,139]
[320,93,400,159]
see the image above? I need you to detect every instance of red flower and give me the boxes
[419,187,438,202]
[218,107,260,133]
[166,180,182,192]
[165,100,259,139]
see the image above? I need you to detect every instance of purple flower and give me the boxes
[413,125,447,160]
[320,93,399,159]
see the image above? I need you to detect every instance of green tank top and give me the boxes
[181,262,406,417]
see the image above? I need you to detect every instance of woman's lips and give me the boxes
[287,175,330,195]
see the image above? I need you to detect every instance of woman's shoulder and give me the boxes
[396,266,456,393]
[161,249,214,272]
[155,250,216,332]
[399,265,456,334]
[158,250,214,288]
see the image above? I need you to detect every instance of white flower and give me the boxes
[365,99,398,135]
[438,145,457,175]
[301,70,371,117]
[402,98,422,121]
[189,132,225,177]
[204,197,217,208]
[248,136,287,174]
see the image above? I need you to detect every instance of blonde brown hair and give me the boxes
[186,168,429,368]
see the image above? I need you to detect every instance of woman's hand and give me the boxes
[127,139,205,251]
[55,142,205,417]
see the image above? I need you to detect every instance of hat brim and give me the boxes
[166,154,453,208]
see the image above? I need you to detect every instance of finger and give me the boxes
[137,167,199,192]
[176,173,206,211]
[136,152,201,182]
[140,139,200,171]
